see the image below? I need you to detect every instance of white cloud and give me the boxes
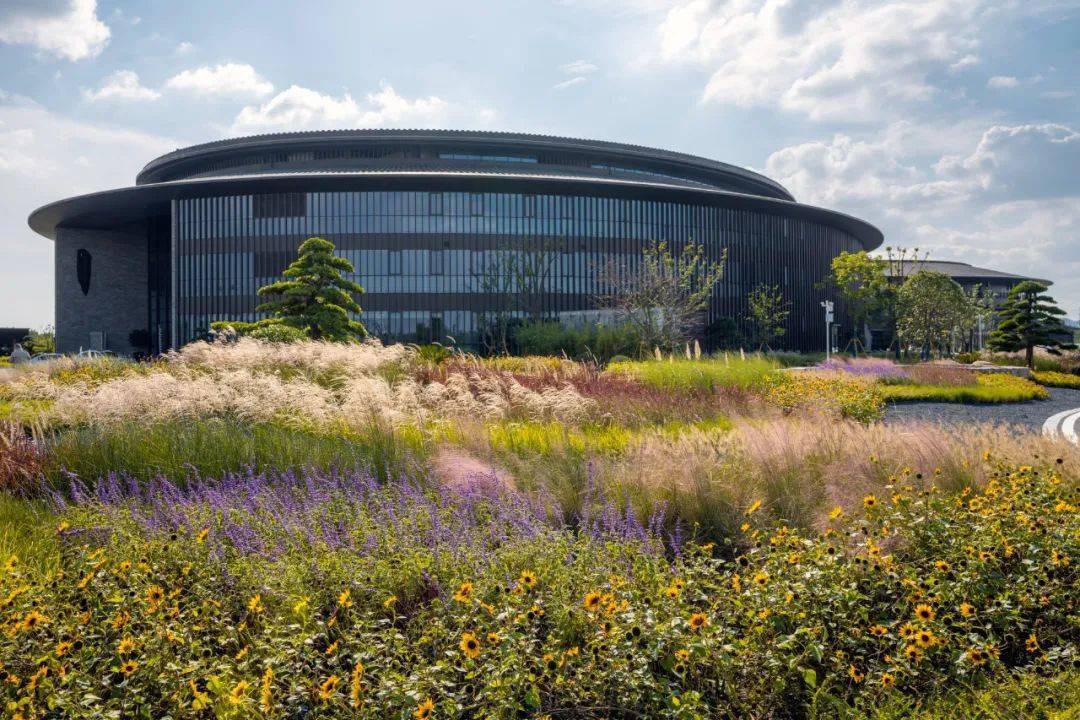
[764,121,1080,315]
[987,75,1019,88]
[175,41,195,56]
[0,93,176,326]
[0,0,110,61]
[554,76,589,90]
[560,59,598,75]
[82,70,161,102]
[165,63,274,98]
[230,83,495,134]
[648,0,1036,120]
[949,54,979,73]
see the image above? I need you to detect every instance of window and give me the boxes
[469,193,484,216]
[252,193,306,218]
[439,153,537,163]
[523,194,536,218]
[428,193,443,215]
[430,248,444,275]
[388,250,402,276]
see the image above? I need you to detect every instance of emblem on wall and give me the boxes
[76,249,92,296]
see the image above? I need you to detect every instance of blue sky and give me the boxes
[1,0,1078,328]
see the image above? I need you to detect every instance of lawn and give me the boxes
[1,341,1077,718]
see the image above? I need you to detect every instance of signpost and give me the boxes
[821,300,834,361]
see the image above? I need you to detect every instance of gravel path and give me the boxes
[883,387,1080,431]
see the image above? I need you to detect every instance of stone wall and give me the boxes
[55,226,147,355]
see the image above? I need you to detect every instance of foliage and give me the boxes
[512,321,643,362]
[1,421,47,492]
[988,281,1077,368]
[0,459,1075,718]
[895,271,976,356]
[596,240,725,351]
[256,236,367,341]
[247,322,308,343]
[746,283,791,350]
[607,356,779,393]
[879,373,1048,403]
[763,372,885,423]
[472,238,562,355]
[42,419,427,486]
[860,669,1080,720]
[22,327,56,355]
[1031,370,1080,389]
[826,251,889,348]
[884,365,977,387]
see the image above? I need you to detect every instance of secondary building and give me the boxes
[29,130,883,354]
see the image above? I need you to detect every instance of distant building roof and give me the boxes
[884,260,1051,285]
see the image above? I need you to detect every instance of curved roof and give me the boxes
[28,168,884,250]
[135,129,795,201]
[884,260,1051,285]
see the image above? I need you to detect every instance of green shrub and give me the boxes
[1032,370,1080,389]
[248,323,307,343]
[414,343,454,365]
[880,373,1049,403]
[512,321,642,362]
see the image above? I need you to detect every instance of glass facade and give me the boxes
[172,190,861,350]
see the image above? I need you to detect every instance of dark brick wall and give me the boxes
[55,227,147,355]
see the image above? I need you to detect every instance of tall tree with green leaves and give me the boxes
[825,251,888,351]
[746,283,790,351]
[895,271,971,358]
[987,281,1077,368]
[256,236,366,341]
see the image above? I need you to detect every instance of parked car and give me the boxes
[75,349,117,361]
[29,353,62,364]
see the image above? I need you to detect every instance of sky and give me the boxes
[1,0,1078,329]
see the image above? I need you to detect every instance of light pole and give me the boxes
[821,300,834,361]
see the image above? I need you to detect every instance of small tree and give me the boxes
[473,238,560,355]
[23,326,55,354]
[987,281,1077,368]
[596,240,725,352]
[256,236,366,341]
[825,251,888,351]
[895,271,970,358]
[746,284,790,351]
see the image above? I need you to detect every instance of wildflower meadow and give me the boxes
[1,340,1078,718]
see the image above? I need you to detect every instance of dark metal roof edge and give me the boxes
[885,260,1051,285]
[30,170,882,250]
[136,129,793,200]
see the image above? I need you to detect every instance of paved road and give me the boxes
[883,387,1080,433]
[1044,405,1080,444]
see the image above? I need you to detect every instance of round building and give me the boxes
[29,130,883,354]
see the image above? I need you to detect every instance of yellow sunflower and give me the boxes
[453,581,473,603]
[414,697,435,719]
[459,631,481,659]
[913,603,935,622]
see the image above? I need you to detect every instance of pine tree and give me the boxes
[987,281,1076,368]
[256,237,366,341]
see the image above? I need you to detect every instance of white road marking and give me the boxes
[1043,407,1080,444]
